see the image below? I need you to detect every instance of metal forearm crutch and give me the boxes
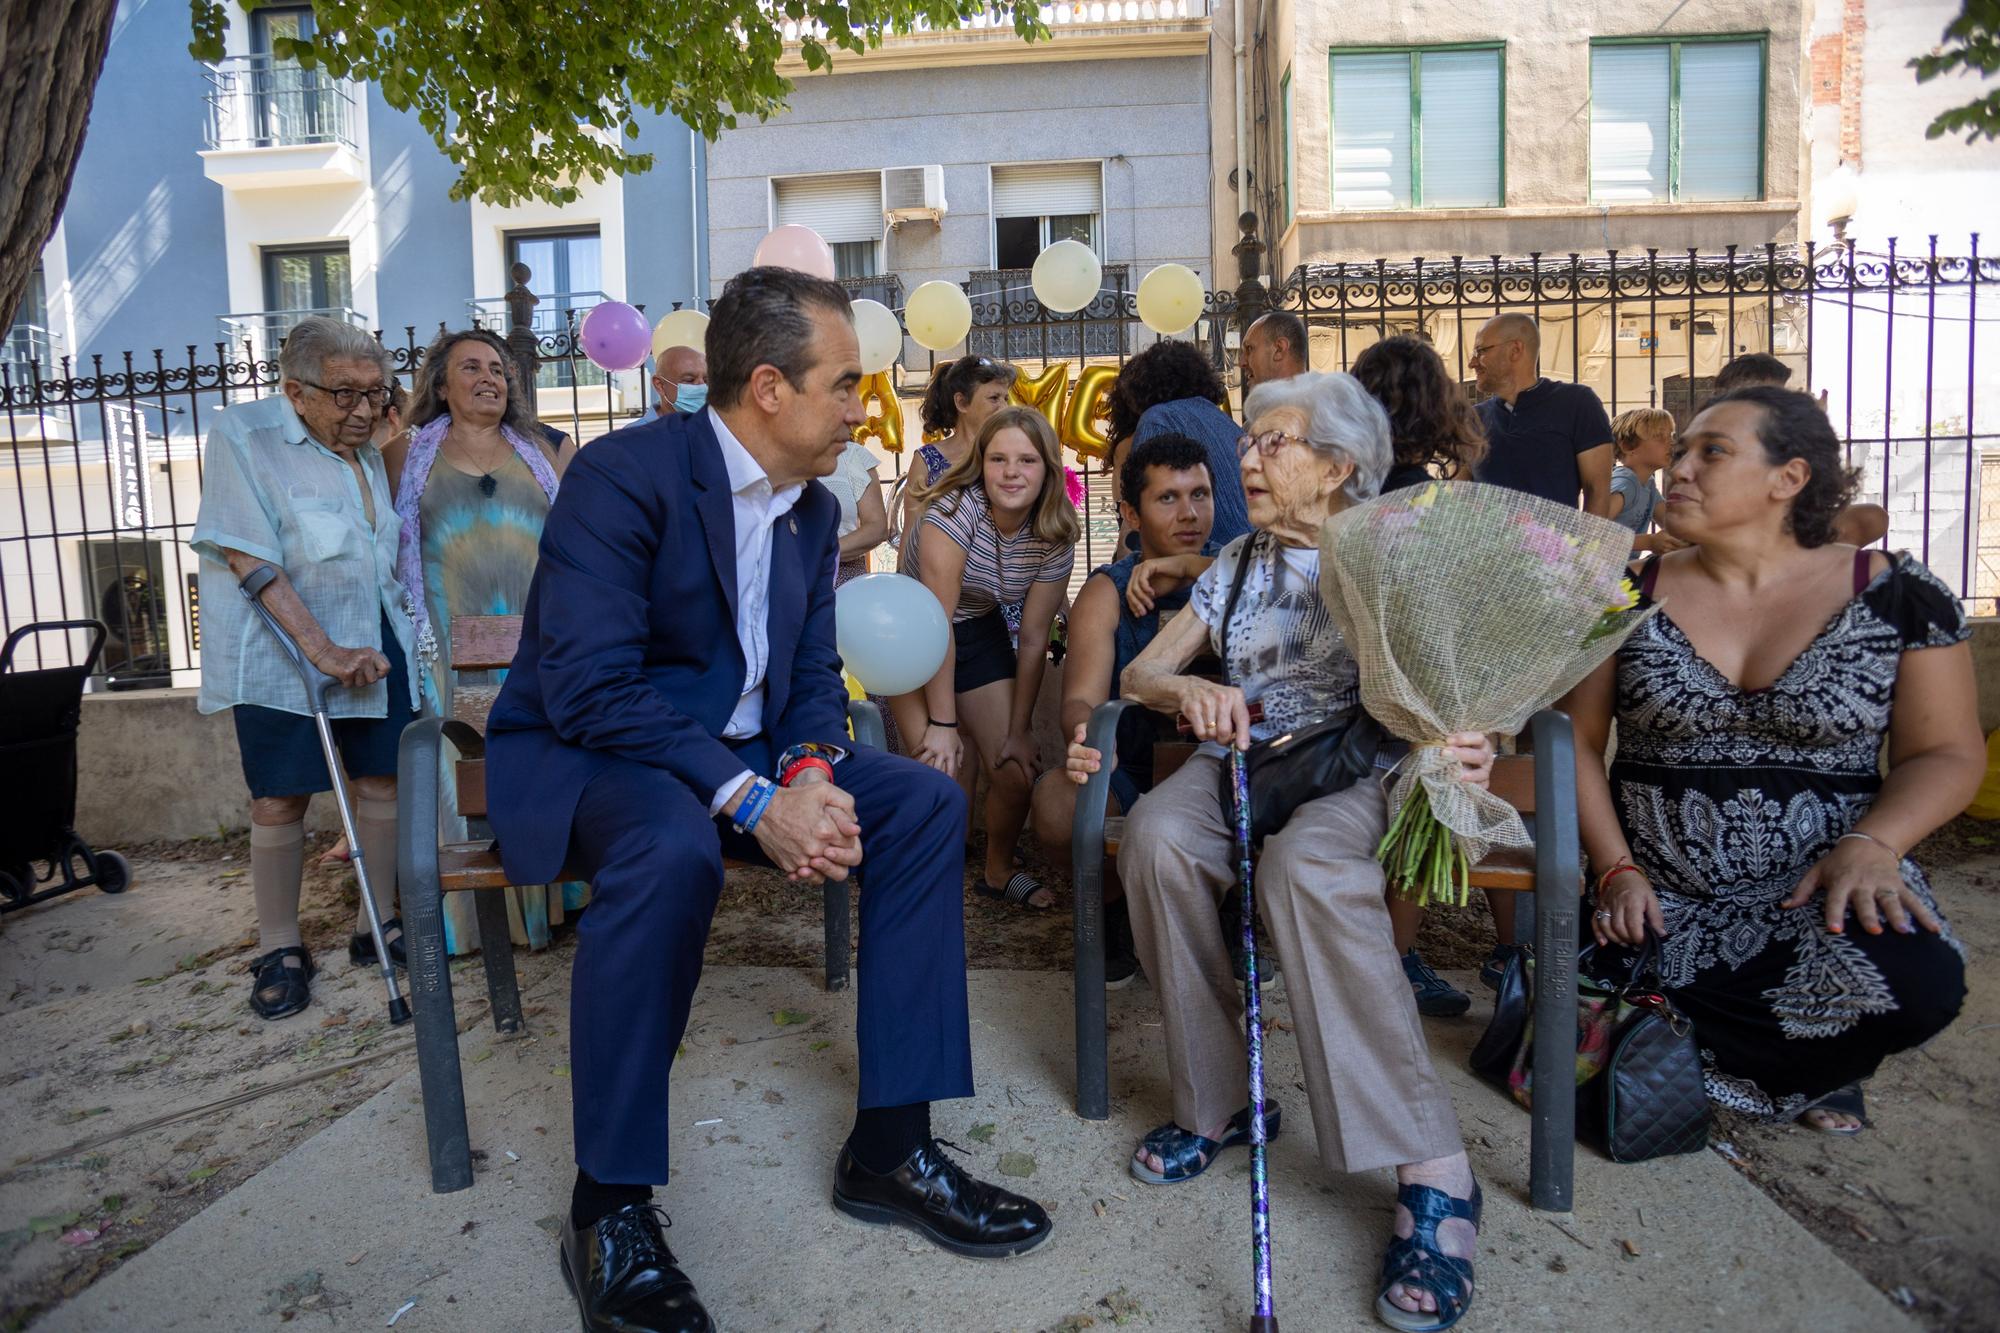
[1229,747,1278,1333]
[239,564,411,1026]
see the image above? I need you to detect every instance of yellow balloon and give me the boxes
[1060,364,1121,459]
[851,371,905,452]
[1009,363,1068,432]
[1031,239,1103,314]
[651,308,710,361]
[1136,263,1205,336]
[905,280,973,352]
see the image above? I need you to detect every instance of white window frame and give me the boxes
[986,160,1107,267]
[768,171,886,278]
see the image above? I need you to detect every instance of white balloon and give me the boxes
[1031,238,1103,314]
[850,299,903,375]
[905,281,973,352]
[835,573,950,696]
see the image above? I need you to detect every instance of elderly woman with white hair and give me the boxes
[1113,371,1495,1332]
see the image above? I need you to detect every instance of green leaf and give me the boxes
[187,1166,220,1183]
[29,1213,82,1235]
[772,1009,810,1027]
[997,1151,1036,1178]
[966,1122,997,1144]
[808,1039,832,1052]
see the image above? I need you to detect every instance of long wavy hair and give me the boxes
[1349,335,1487,479]
[927,406,1081,547]
[407,328,540,437]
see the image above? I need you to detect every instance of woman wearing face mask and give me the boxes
[384,328,580,953]
[898,406,1080,911]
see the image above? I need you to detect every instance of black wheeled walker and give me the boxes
[0,620,132,911]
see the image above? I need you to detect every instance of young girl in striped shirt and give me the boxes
[899,406,1080,910]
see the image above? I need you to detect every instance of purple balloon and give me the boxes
[577,300,651,372]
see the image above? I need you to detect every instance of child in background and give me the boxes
[1609,407,1686,555]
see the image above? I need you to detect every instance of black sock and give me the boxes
[847,1101,932,1174]
[570,1168,653,1230]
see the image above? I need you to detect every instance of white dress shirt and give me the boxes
[707,408,806,815]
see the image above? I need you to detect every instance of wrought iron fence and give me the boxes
[4,237,1993,689]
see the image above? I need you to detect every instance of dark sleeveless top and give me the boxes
[1095,551,1210,789]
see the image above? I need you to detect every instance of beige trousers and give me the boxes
[1118,753,1464,1174]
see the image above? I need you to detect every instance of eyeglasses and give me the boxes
[301,380,393,412]
[1236,430,1310,459]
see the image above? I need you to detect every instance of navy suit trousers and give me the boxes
[564,742,973,1185]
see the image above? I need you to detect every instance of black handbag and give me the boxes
[1468,931,1711,1164]
[1214,532,1383,847]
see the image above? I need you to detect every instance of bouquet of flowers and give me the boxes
[1318,481,1654,906]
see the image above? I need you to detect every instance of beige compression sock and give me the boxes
[250,819,306,953]
[353,797,400,934]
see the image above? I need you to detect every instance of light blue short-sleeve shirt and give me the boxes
[189,395,416,719]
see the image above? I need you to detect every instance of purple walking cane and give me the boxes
[1229,746,1278,1333]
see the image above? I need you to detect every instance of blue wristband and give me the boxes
[731,777,777,835]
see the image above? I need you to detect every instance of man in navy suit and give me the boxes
[487,267,1051,1333]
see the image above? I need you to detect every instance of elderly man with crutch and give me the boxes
[191,316,416,1022]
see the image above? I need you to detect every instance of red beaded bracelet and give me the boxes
[780,756,834,788]
[1594,858,1643,896]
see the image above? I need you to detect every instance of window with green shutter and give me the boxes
[1328,45,1504,211]
[1590,36,1765,203]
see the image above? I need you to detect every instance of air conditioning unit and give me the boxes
[884,165,947,228]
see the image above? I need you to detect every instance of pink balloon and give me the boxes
[752,225,837,280]
[577,300,651,372]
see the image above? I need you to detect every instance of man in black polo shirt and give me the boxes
[1469,313,1615,518]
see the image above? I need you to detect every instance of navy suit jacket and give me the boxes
[485,409,849,885]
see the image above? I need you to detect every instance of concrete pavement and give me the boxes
[40,965,1911,1332]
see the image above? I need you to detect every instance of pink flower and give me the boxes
[1063,465,1085,509]
[1521,523,1570,562]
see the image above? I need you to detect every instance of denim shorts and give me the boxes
[231,613,416,798]
[953,608,1018,694]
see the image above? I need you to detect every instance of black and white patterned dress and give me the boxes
[1613,552,1970,1119]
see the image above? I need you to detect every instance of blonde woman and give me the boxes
[898,406,1079,910]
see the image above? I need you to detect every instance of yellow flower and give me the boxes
[1605,577,1639,615]
[1412,483,1440,508]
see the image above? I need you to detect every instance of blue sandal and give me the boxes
[1128,1102,1282,1185]
[1375,1180,1482,1332]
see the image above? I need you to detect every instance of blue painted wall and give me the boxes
[63,0,229,361]
[366,85,475,344]
[623,116,710,314]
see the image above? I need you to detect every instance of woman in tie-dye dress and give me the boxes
[387,328,582,953]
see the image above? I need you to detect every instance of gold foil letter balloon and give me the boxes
[1060,364,1120,459]
[1008,363,1069,432]
[851,371,904,452]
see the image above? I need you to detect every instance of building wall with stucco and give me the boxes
[1249,0,1810,273]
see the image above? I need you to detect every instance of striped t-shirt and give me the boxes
[915,485,1074,624]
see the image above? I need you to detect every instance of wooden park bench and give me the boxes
[396,614,886,1194]
[1068,701,1582,1212]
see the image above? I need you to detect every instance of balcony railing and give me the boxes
[2,323,62,385]
[204,54,359,152]
[467,291,611,390]
[217,307,368,362]
[966,263,1132,359]
[839,274,905,309]
[778,0,1206,43]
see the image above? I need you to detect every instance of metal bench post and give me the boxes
[1527,709,1580,1212]
[1070,699,1130,1121]
[398,716,473,1193]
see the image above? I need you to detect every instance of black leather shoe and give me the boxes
[558,1203,713,1333]
[248,946,316,1020]
[832,1139,1053,1258]
[349,917,407,970]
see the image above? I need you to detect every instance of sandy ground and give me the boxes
[1,823,1994,1330]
